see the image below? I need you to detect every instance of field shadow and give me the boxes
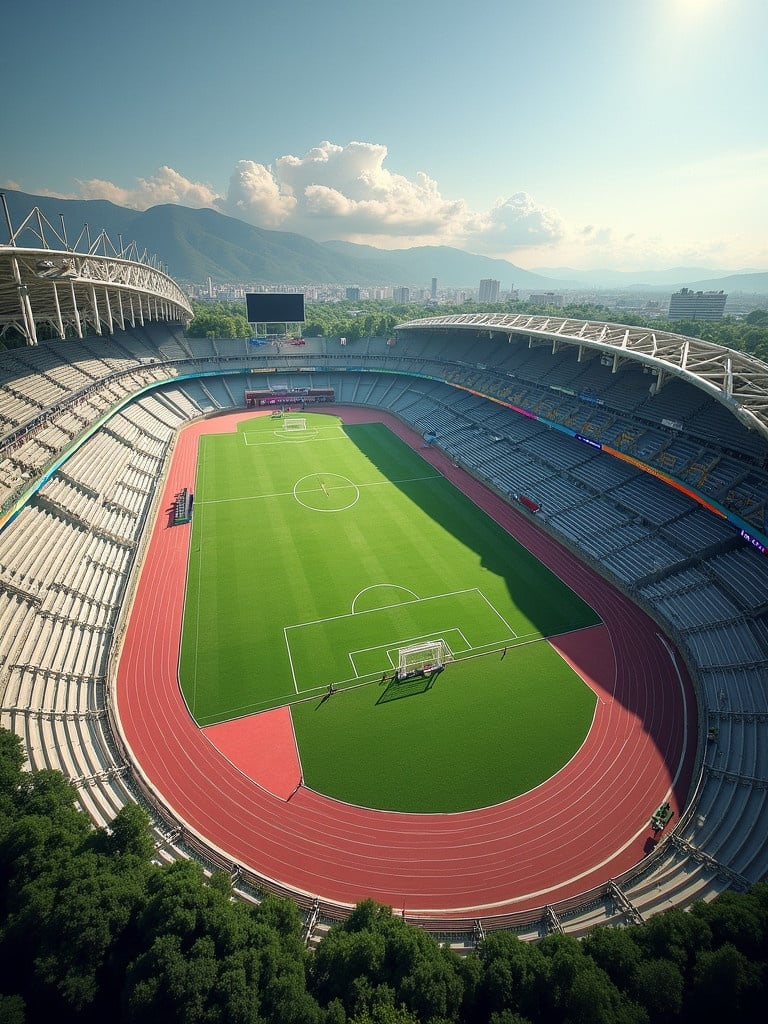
[341,421,597,642]
[376,667,443,705]
[340,419,697,813]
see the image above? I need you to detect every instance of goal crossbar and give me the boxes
[397,639,452,678]
[284,417,307,432]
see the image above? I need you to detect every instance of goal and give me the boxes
[397,639,452,679]
[284,417,307,432]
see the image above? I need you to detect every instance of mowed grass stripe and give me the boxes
[292,640,596,813]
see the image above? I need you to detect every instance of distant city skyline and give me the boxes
[2,0,766,273]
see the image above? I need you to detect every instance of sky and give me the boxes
[1,0,766,272]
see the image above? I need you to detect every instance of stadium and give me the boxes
[1,205,767,951]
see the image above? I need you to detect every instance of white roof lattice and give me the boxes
[396,313,768,443]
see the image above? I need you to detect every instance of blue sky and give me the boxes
[2,0,766,271]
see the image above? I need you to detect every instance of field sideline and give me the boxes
[179,413,601,811]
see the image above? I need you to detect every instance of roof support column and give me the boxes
[69,280,83,338]
[19,281,38,346]
[10,255,38,345]
[103,287,115,334]
[51,282,65,340]
[89,283,103,335]
[116,290,126,331]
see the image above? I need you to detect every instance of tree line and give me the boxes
[1,727,766,1023]
[1,294,766,356]
[186,299,768,363]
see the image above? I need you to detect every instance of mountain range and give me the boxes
[2,188,766,295]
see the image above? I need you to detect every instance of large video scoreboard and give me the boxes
[244,388,334,408]
[245,293,305,325]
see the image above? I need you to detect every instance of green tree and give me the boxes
[688,942,764,1021]
[349,1001,421,1024]
[582,925,643,993]
[487,1012,532,1024]
[187,301,251,339]
[0,993,25,1024]
[690,888,767,959]
[312,924,387,1011]
[399,947,464,1022]
[0,730,25,817]
[20,849,148,1014]
[125,864,316,1023]
[311,901,463,1023]
[476,930,549,1022]
[538,932,647,1024]
[631,958,684,1024]
[633,907,712,979]
[103,801,156,861]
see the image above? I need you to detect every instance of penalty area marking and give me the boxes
[273,427,319,442]
[242,425,346,446]
[351,583,420,614]
[286,587,520,634]
[284,588,519,692]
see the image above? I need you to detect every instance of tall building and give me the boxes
[668,288,727,320]
[431,277,437,300]
[478,278,500,303]
[345,287,361,302]
[393,286,410,303]
[529,291,563,307]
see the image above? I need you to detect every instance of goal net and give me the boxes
[397,639,451,679]
[284,417,307,432]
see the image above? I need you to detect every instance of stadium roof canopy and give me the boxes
[396,312,768,444]
[0,202,193,345]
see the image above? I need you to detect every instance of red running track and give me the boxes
[116,408,697,920]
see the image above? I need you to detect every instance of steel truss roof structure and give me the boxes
[0,203,193,345]
[396,312,768,443]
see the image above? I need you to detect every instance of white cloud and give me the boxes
[224,160,297,227]
[223,141,474,239]
[55,154,585,268]
[21,141,766,270]
[467,193,565,251]
[568,224,749,272]
[77,166,220,211]
[0,179,80,200]
[70,142,552,253]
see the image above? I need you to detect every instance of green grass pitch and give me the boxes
[179,413,600,811]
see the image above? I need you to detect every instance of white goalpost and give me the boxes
[283,417,307,432]
[397,639,452,679]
